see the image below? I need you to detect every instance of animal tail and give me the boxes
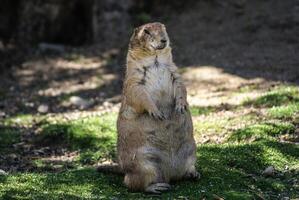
[96,163,123,175]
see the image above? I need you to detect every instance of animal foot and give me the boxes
[184,170,200,180]
[145,183,171,194]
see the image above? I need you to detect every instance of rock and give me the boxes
[38,43,65,53]
[69,96,91,109]
[0,111,6,118]
[103,101,112,108]
[0,169,8,176]
[37,104,49,113]
[8,153,18,159]
[25,102,35,107]
[262,166,275,177]
[201,138,210,144]
[13,142,25,149]
[212,194,224,200]
[33,149,46,156]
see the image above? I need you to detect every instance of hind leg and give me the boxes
[176,141,200,181]
[183,149,200,180]
[123,148,171,194]
[184,162,200,180]
[124,172,170,194]
[124,163,171,194]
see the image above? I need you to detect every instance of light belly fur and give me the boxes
[144,65,174,115]
[137,64,191,177]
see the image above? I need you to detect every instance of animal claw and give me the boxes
[145,183,171,194]
[184,170,201,180]
[175,104,187,114]
[149,110,166,121]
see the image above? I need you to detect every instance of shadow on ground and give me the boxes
[1,139,298,199]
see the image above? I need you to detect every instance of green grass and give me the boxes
[0,126,20,152]
[1,140,298,199]
[1,86,299,199]
[2,114,38,126]
[228,122,295,143]
[37,114,118,165]
[243,86,299,107]
[190,106,216,116]
[268,103,299,119]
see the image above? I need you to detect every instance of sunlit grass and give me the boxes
[267,103,299,119]
[228,122,295,143]
[37,114,118,165]
[243,86,299,107]
[190,106,216,116]
[1,140,298,199]
[1,85,299,199]
[2,114,38,126]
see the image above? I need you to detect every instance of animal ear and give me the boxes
[129,27,139,42]
[129,27,141,48]
[133,27,141,38]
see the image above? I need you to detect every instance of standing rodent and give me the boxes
[99,22,199,194]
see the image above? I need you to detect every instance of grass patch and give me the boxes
[194,119,228,137]
[1,85,299,199]
[243,86,299,107]
[190,106,216,116]
[267,103,299,119]
[0,126,20,151]
[237,84,259,93]
[36,114,117,164]
[2,114,38,126]
[228,122,295,143]
[194,114,260,139]
[1,140,298,199]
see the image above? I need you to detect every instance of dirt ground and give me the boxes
[0,0,298,172]
[1,0,298,115]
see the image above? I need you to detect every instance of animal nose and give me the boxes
[161,39,167,43]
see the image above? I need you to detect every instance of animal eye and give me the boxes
[144,29,151,35]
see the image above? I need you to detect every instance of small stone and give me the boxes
[38,104,49,113]
[33,148,47,155]
[103,101,111,108]
[38,43,65,53]
[284,165,289,170]
[69,96,91,109]
[202,138,210,144]
[9,86,15,91]
[25,102,35,107]
[0,111,6,118]
[0,169,7,176]
[212,194,224,200]
[13,142,25,149]
[8,153,18,159]
[262,166,275,177]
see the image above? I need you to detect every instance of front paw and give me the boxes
[184,170,200,181]
[148,109,167,121]
[175,99,188,114]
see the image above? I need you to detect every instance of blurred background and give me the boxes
[0,0,298,116]
[0,2,299,198]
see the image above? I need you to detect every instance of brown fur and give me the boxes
[117,22,199,193]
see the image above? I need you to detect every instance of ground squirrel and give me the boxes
[99,22,199,194]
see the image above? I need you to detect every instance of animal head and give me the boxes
[129,22,170,54]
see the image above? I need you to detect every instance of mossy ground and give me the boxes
[1,86,299,199]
